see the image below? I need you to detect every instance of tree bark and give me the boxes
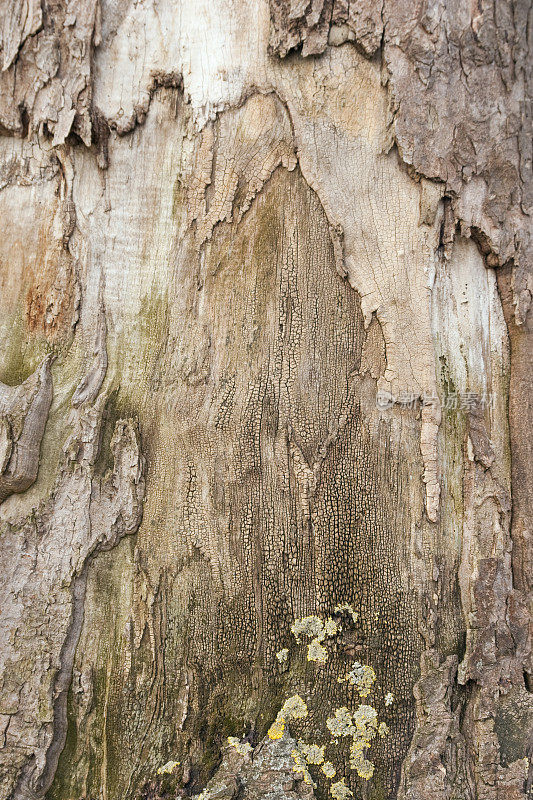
[0,1,531,799]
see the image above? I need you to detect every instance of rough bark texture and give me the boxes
[0,2,530,800]
[270,0,532,322]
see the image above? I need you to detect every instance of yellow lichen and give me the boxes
[292,613,340,663]
[291,615,324,642]
[268,718,285,740]
[347,704,379,779]
[353,704,378,732]
[342,662,376,697]
[269,694,308,740]
[227,736,253,755]
[157,760,179,775]
[291,749,317,787]
[281,694,308,720]
[322,761,336,778]
[266,610,394,788]
[330,778,353,799]
[307,637,328,663]
[349,746,375,780]
[298,741,325,765]
[323,617,339,637]
[326,707,356,738]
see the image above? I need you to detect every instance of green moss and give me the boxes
[0,310,52,385]
[92,389,139,479]
[197,710,243,776]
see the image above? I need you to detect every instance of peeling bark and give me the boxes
[0,357,53,504]
[270,0,532,322]
[0,0,99,143]
[0,372,145,797]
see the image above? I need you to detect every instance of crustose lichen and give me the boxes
[227,736,253,756]
[339,661,376,697]
[290,614,339,663]
[330,778,353,799]
[157,760,179,775]
[267,604,395,796]
[267,694,309,741]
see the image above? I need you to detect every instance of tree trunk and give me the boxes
[0,1,531,799]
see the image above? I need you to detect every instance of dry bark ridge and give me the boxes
[0,1,531,799]
[0,390,145,797]
[0,357,53,504]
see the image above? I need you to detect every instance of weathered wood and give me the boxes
[0,2,530,799]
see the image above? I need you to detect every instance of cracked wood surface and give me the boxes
[0,1,531,799]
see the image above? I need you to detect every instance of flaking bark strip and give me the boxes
[269,0,532,322]
[1,407,145,800]
[0,356,53,504]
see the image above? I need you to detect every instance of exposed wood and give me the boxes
[0,2,530,799]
